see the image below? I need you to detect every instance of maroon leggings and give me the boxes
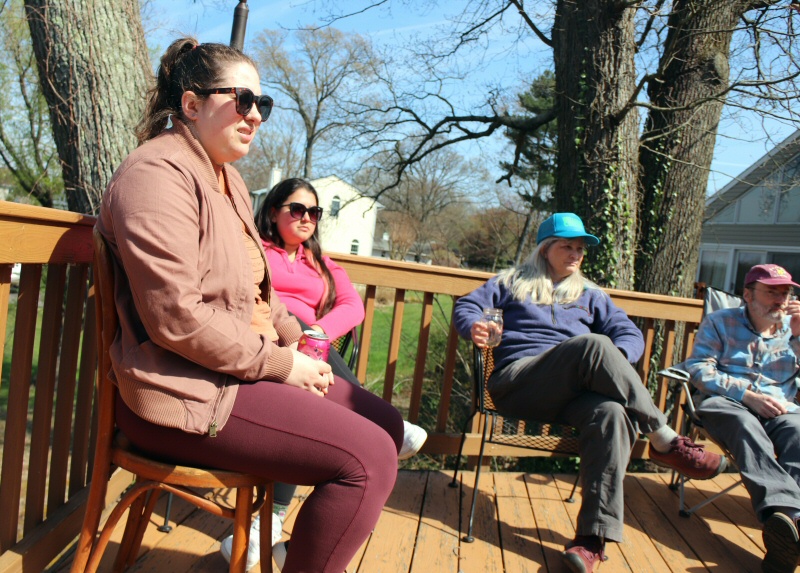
[117,376,403,573]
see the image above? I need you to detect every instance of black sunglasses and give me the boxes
[281,202,323,222]
[194,87,274,121]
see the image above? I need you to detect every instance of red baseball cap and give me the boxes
[744,264,800,288]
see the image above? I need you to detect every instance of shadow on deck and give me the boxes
[47,469,764,573]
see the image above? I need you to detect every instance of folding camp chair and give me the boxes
[659,285,745,517]
[450,343,581,542]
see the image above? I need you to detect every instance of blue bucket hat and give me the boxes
[536,212,600,246]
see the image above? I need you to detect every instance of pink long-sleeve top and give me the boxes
[264,241,365,340]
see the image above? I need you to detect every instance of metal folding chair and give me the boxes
[659,286,745,517]
[450,343,580,542]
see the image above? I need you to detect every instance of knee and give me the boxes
[576,333,614,351]
[587,401,636,443]
[362,430,398,494]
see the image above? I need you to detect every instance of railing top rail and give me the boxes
[0,201,96,227]
[0,202,96,265]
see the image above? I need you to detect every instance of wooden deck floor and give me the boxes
[49,469,767,573]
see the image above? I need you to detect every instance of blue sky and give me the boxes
[145,0,797,196]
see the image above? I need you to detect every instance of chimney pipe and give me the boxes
[230,0,249,51]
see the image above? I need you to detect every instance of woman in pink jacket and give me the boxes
[99,37,404,573]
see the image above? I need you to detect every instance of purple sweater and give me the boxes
[453,277,645,373]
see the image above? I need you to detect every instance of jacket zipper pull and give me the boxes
[209,421,218,438]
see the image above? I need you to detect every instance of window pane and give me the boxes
[350,239,359,255]
[734,251,766,294]
[769,252,800,283]
[777,186,800,222]
[710,202,735,223]
[697,250,728,291]
[331,196,341,217]
[737,183,778,223]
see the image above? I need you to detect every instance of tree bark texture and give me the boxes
[635,0,774,297]
[24,0,149,214]
[553,0,640,289]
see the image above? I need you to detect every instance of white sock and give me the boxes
[647,425,679,453]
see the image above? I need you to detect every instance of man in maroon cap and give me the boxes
[684,264,800,573]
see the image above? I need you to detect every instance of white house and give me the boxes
[311,175,380,256]
[698,129,800,294]
[249,173,381,257]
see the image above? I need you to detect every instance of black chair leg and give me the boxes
[464,414,491,543]
[565,473,579,503]
[450,411,478,488]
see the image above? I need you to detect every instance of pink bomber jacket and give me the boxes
[96,119,303,435]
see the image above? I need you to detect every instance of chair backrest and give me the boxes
[332,326,360,373]
[472,343,580,454]
[92,227,120,450]
[702,286,743,317]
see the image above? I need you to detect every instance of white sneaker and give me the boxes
[273,541,289,572]
[220,512,283,570]
[398,421,427,460]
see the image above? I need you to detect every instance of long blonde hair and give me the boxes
[497,238,602,305]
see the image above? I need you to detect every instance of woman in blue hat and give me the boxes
[453,212,725,573]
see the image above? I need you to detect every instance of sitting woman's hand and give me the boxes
[285,350,335,396]
[470,321,491,348]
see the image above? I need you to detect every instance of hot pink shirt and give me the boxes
[264,241,365,340]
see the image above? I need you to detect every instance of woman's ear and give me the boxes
[181,91,201,121]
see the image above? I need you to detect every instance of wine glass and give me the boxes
[481,308,504,348]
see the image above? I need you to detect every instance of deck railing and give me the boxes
[0,202,704,572]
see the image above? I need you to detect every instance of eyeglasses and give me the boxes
[281,202,323,222]
[194,87,273,121]
[749,287,795,300]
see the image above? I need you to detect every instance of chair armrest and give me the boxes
[658,366,690,382]
[658,366,701,425]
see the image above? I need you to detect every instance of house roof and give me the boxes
[705,129,800,219]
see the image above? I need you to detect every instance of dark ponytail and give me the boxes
[255,178,338,318]
[135,37,257,144]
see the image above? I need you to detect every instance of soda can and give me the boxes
[298,330,330,362]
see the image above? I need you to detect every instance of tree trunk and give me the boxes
[24,0,149,214]
[635,0,775,297]
[553,0,639,289]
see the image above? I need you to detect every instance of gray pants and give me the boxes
[696,395,800,522]
[491,333,668,543]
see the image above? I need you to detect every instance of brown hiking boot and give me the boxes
[649,435,727,480]
[562,535,607,573]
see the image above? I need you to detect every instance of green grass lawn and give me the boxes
[363,294,454,392]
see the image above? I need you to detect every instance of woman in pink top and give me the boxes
[258,178,364,341]
[224,178,428,569]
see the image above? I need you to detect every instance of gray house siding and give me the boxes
[701,224,800,247]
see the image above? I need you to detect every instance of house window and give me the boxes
[709,202,735,223]
[769,252,800,284]
[777,184,800,223]
[331,195,341,218]
[350,239,359,255]
[737,181,778,224]
[733,251,767,294]
[697,250,729,291]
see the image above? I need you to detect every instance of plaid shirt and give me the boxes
[685,306,800,411]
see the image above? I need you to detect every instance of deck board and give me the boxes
[47,470,768,572]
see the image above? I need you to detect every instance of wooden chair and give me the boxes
[450,343,580,542]
[70,227,273,573]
